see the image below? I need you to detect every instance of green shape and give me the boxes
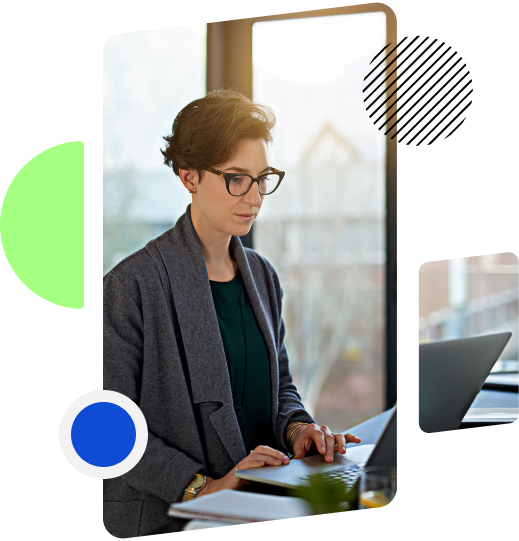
[0,141,103,467]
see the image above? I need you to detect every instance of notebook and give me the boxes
[168,490,312,524]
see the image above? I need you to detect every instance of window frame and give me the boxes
[207,4,402,409]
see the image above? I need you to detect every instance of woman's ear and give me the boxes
[178,169,197,193]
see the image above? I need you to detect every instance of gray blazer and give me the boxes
[103,205,314,537]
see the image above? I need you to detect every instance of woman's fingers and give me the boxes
[249,445,289,462]
[308,425,349,462]
[249,454,286,466]
[231,431,359,469]
[327,437,337,461]
[345,433,361,444]
[334,433,347,454]
[249,460,266,468]
[320,426,336,462]
[250,446,290,464]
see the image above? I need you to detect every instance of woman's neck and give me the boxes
[190,206,235,282]
[199,235,235,282]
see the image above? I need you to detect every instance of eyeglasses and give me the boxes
[204,166,285,197]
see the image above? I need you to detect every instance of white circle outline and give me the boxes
[59,390,148,479]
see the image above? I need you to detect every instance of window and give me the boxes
[419,253,518,365]
[103,25,206,274]
[251,11,388,429]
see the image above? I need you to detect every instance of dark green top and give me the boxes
[209,270,275,453]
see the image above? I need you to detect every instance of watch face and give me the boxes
[190,473,205,489]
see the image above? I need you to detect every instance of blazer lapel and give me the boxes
[231,237,280,422]
[155,206,246,464]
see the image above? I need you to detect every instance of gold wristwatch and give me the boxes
[184,473,206,501]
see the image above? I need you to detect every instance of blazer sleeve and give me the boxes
[267,264,316,453]
[104,271,204,504]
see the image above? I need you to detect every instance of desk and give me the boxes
[152,410,392,534]
[471,388,518,409]
[483,372,519,392]
[148,389,519,536]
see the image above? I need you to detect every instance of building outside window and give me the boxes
[253,12,387,429]
[420,253,519,372]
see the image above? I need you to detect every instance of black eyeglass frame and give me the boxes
[204,166,285,196]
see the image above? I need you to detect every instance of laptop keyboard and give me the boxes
[299,464,363,487]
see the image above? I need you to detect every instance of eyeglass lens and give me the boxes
[228,173,281,196]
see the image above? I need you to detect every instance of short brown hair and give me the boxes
[161,87,276,177]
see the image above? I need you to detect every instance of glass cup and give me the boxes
[358,466,396,509]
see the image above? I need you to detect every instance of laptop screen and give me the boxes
[419,333,511,432]
[364,407,396,468]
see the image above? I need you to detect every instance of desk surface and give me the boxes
[484,372,519,390]
[470,388,518,409]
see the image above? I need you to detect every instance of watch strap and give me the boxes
[184,473,206,501]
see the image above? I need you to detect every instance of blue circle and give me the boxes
[71,402,136,467]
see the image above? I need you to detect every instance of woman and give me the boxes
[103,88,360,537]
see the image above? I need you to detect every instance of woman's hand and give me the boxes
[196,445,290,498]
[290,423,361,462]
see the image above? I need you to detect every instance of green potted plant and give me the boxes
[290,477,358,517]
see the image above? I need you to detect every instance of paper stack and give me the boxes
[168,490,312,524]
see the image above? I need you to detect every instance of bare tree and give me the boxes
[285,274,359,414]
[103,166,140,274]
[256,216,384,416]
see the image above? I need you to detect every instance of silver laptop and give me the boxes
[419,332,512,433]
[235,407,396,489]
